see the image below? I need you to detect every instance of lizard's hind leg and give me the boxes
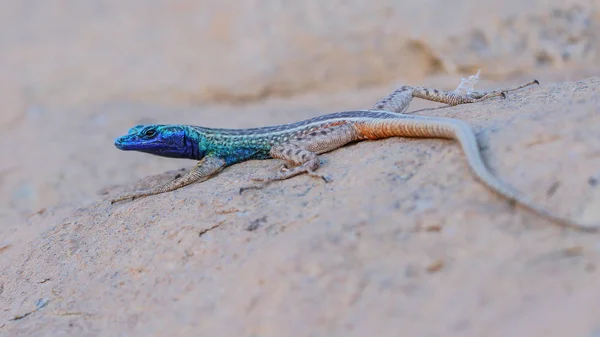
[372,71,539,111]
[267,143,326,182]
[249,124,361,186]
[240,144,327,193]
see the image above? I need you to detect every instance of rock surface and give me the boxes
[2,78,600,336]
[2,1,600,336]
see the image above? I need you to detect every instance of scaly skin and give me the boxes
[111,77,598,232]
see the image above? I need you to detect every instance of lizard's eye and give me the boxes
[144,129,157,137]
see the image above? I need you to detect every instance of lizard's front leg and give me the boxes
[111,155,226,204]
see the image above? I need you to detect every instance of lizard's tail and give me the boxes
[357,115,599,232]
[449,119,599,232]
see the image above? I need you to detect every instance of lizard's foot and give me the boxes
[251,167,330,184]
[110,189,157,204]
[465,79,540,103]
[238,175,274,194]
[272,163,330,182]
[306,170,331,183]
[239,184,265,194]
[240,167,330,194]
[110,193,139,204]
[451,70,539,102]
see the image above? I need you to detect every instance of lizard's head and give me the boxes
[114,125,203,159]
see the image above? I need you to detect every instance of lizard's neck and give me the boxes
[183,127,205,160]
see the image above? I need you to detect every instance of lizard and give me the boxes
[110,74,598,232]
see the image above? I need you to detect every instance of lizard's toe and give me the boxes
[307,171,330,183]
[239,185,262,194]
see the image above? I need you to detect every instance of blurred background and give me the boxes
[1,0,599,224]
[2,2,600,336]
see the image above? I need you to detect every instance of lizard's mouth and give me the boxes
[114,136,132,150]
[114,136,152,150]
[114,136,175,154]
